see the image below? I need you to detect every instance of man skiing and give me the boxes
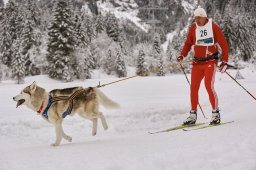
[176,7,229,125]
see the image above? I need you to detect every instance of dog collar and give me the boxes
[37,102,44,114]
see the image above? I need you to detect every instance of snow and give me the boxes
[97,0,148,32]
[1,67,256,170]
[181,0,195,14]
[162,31,177,52]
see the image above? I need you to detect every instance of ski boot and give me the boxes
[210,109,221,125]
[183,110,197,125]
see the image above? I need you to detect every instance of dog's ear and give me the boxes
[30,81,37,93]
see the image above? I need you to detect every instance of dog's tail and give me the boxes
[94,88,120,109]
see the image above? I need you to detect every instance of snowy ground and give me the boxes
[1,68,256,170]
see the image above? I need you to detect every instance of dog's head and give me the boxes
[13,82,38,108]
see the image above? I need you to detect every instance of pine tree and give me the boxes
[221,13,236,56]
[88,44,100,69]
[25,0,40,26]
[115,49,127,78]
[136,49,149,76]
[166,40,173,61]
[11,39,25,84]
[75,47,92,79]
[82,14,95,43]
[105,13,120,42]
[0,0,22,67]
[47,0,76,81]
[213,10,222,26]
[0,0,4,21]
[118,31,127,55]
[74,14,89,47]
[151,33,164,75]
[157,57,165,76]
[153,34,161,55]
[0,23,13,66]
[104,49,115,75]
[20,14,37,75]
[171,32,186,57]
[233,15,254,61]
[150,33,162,67]
[94,14,105,36]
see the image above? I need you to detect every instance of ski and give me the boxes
[182,121,235,131]
[148,122,205,134]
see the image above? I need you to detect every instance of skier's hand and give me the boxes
[219,61,228,73]
[176,55,184,62]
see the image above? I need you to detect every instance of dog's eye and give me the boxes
[23,91,31,96]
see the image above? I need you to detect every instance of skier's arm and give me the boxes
[180,25,194,57]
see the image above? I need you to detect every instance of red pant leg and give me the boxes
[190,64,204,110]
[204,62,218,110]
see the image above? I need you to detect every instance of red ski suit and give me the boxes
[180,19,229,110]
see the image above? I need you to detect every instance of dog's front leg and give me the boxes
[51,121,62,146]
[92,118,98,136]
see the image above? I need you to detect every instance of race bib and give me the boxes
[195,18,214,46]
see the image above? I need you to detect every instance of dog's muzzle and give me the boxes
[13,97,25,108]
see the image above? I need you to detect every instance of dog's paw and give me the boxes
[66,136,72,142]
[92,132,97,136]
[51,143,60,147]
[103,125,108,130]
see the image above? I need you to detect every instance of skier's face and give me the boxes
[195,16,207,26]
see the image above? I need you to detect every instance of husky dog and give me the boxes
[13,82,119,146]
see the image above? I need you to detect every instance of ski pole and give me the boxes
[178,62,207,119]
[225,71,256,101]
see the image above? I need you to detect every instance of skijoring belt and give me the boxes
[193,53,219,62]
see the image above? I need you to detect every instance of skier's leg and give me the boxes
[204,62,221,124]
[204,62,218,110]
[183,65,204,125]
[190,65,204,110]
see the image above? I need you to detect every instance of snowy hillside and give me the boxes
[97,0,148,32]
[1,68,256,170]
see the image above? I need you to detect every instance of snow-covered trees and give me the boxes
[103,49,115,75]
[94,14,105,35]
[0,0,4,21]
[151,34,165,76]
[47,0,76,81]
[0,1,21,67]
[157,57,165,76]
[105,13,120,42]
[205,0,255,61]
[11,39,25,84]
[75,47,92,79]
[21,0,41,76]
[115,49,127,78]
[0,0,254,83]
[136,49,148,76]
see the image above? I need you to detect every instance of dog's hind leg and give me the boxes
[99,112,108,130]
[92,118,98,136]
[51,121,62,146]
[61,125,72,142]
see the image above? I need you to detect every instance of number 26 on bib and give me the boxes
[195,18,214,46]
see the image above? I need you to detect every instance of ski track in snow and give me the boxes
[0,69,256,170]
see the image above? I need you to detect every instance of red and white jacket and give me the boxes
[180,19,229,63]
